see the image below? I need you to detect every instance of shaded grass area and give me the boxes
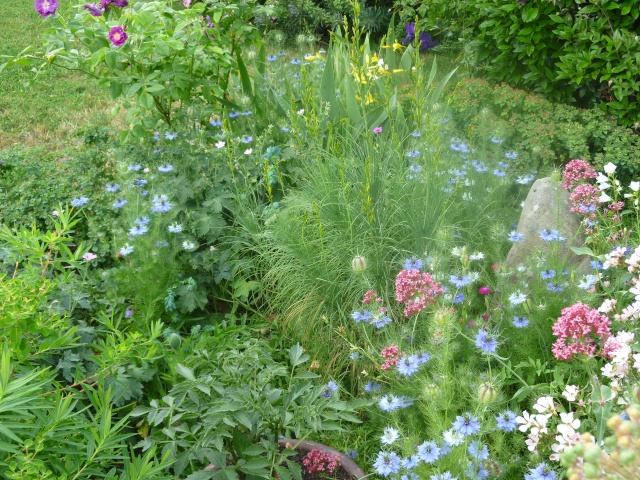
[0,0,115,150]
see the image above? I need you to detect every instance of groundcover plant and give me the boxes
[2,1,640,479]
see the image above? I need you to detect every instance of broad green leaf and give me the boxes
[176,364,196,381]
[569,246,595,257]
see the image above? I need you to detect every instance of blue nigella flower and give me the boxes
[453,292,465,304]
[491,136,502,144]
[152,195,173,213]
[267,55,277,61]
[496,410,518,432]
[472,160,488,172]
[397,355,421,376]
[351,310,372,323]
[513,316,529,328]
[229,111,239,118]
[404,257,423,270]
[547,282,564,292]
[113,198,127,209]
[128,164,142,171]
[71,197,89,207]
[430,473,456,480]
[524,462,556,480]
[364,382,381,392]
[241,135,253,143]
[345,450,357,459]
[402,456,420,469]
[373,451,401,477]
[129,224,148,236]
[475,330,499,354]
[134,179,147,187]
[540,269,556,280]
[468,441,489,461]
[210,119,223,127]
[539,229,566,242]
[379,395,412,412]
[452,413,481,436]
[591,260,603,270]
[449,275,471,288]
[578,275,597,290]
[493,169,506,177]
[241,110,252,116]
[466,461,489,480]
[105,183,120,192]
[158,164,174,172]
[165,132,178,140]
[505,151,518,159]
[508,231,524,242]
[290,59,301,65]
[405,150,420,158]
[134,216,150,226]
[322,380,339,397]
[417,441,440,463]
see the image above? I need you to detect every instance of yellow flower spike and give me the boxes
[370,53,379,64]
[365,93,375,105]
[304,55,318,61]
[393,41,405,51]
[392,69,404,74]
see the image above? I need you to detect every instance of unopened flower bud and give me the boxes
[478,383,498,403]
[584,445,602,464]
[582,462,600,479]
[620,450,635,464]
[167,332,182,349]
[351,255,367,272]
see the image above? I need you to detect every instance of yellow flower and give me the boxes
[392,69,404,74]
[304,55,318,61]
[393,40,405,51]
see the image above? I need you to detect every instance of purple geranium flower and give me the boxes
[34,0,59,17]
[99,0,112,8]
[83,3,103,15]
[113,0,128,6]
[108,26,128,47]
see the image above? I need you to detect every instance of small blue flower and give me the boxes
[505,151,518,159]
[430,473,456,480]
[168,223,183,233]
[290,59,301,65]
[165,132,178,140]
[128,164,142,171]
[452,413,481,436]
[397,355,421,376]
[416,353,430,364]
[475,330,499,354]
[539,229,565,242]
[578,275,597,290]
[524,462,556,480]
[71,197,89,207]
[113,198,128,209]
[119,244,134,256]
[547,282,564,292]
[449,275,471,288]
[404,257,423,270]
[513,316,529,328]
[466,461,489,480]
[267,55,277,61]
[496,410,518,432]
[405,150,420,158]
[153,148,162,154]
[491,136,502,144]
[241,110,252,116]
[152,195,173,213]
[135,179,147,187]
[351,310,372,323]
[124,308,133,318]
[210,119,223,127]
[158,164,174,173]
[229,111,240,118]
[411,131,421,138]
[134,216,151,226]
[241,135,253,143]
[453,292,465,304]
[417,441,440,463]
[322,380,339,397]
[129,224,148,236]
[373,451,401,477]
[591,260,603,270]
[105,183,120,192]
[540,269,556,280]
[508,231,524,242]
[468,441,489,461]
[402,456,420,469]
[493,169,506,177]
[364,382,380,392]
[472,160,488,172]
[379,395,412,412]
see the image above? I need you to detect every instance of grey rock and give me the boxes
[505,177,591,273]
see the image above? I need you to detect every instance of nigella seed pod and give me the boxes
[167,332,182,349]
[478,382,498,404]
[351,255,367,272]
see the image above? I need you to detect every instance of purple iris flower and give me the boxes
[83,3,103,15]
[402,22,416,46]
[418,31,439,53]
[113,0,128,6]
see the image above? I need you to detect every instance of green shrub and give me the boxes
[405,0,640,127]
[446,78,640,181]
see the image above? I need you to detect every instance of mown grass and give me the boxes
[0,0,114,151]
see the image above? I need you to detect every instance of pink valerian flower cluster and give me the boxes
[302,449,340,475]
[380,345,403,370]
[569,183,600,230]
[395,269,444,317]
[363,289,383,305]
[551,303,613,361]
[562,159,597,191]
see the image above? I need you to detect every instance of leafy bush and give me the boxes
[406,0,640,127]
[446,78,640,182]
[133,339,364,478]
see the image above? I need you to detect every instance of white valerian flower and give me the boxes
[599,192,611,203]
[562,385,579,402]
[629,181,640,192]
[603,162,617,174]
[533,396,556,414]
[557,412,580,437]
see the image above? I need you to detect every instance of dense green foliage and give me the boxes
[403,0,640,127]
[446,78,640,182]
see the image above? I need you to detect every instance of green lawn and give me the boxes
[0,0,113,150]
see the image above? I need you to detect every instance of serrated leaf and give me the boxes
[176,363,196,381]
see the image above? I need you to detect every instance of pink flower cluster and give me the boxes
[395,269,444,317]
[562,159,597,191]
[380,345,402,370]
[302,449,340,475]
[363,289,383,305]
[551,303,612,361]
